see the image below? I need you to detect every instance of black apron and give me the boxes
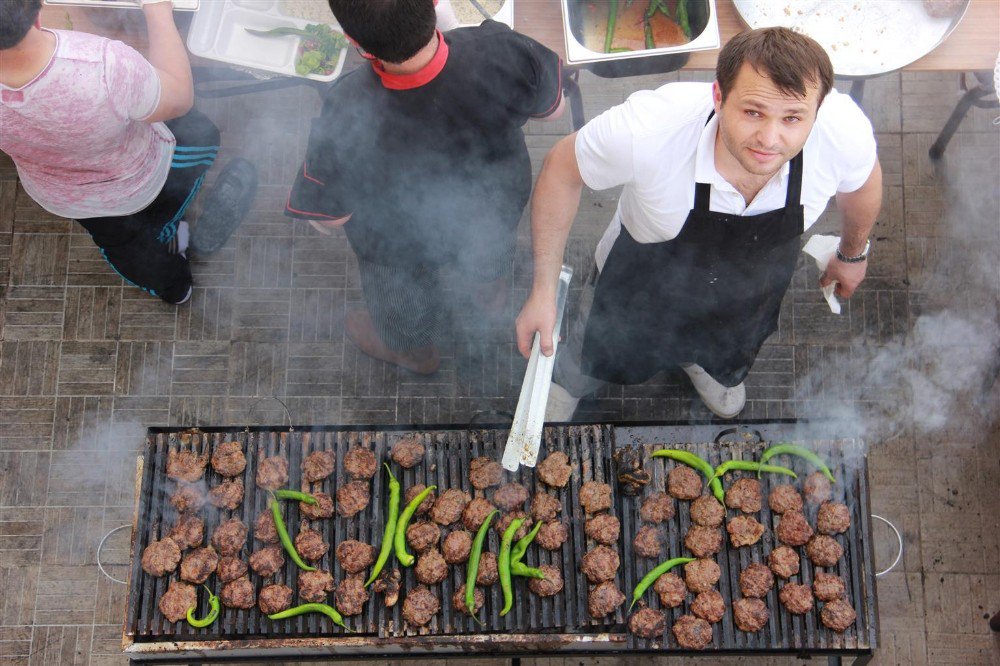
[580,115,805,387]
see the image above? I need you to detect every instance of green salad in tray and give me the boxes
[246,23,348,77]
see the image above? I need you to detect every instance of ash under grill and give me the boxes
[124,421,878,662]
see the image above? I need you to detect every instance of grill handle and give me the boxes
[871,514,904,576]
[245,395,294,432]
[713,426,764,446]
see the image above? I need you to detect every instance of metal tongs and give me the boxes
[502,265,573,472]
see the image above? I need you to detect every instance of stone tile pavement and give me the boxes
[1,55,998,666]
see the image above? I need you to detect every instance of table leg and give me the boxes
[929,72,1000,160]
[562,70,585,132]
[849,79,866,105]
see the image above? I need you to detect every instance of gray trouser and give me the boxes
[553,265,608,398]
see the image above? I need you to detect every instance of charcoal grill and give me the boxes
[122,420,878,663]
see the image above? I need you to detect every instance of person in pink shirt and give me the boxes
[0,0,256,304]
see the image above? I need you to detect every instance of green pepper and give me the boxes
[365,464,400,587]
[269,497,316,572]
[759,443,836,483]
[466,509,498,619]
[713,460,797,479]
[604,0,618,53]
[510,520,542,566]
[510,561,546,579]
[499,517,524,617]
[274,489,317,504]
[185,585,220,628]
[676,0,691,39]
[267,602,350,631]
[651,449,725,503]
[628,556,696,611]
[394,484,437,567]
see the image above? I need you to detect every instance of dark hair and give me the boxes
[716,27,834,107]
[326,0,436,64]
[1,0,42,49]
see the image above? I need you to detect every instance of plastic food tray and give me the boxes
[187,0,348,82]
[44,0,199,10]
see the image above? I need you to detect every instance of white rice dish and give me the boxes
[279,0,337,23]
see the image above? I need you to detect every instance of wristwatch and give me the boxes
[836,239,871,263]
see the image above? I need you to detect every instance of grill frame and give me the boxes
[123,420,878,663]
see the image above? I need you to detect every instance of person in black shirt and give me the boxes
[285,0,564,374]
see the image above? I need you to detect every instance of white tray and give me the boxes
[44,0,199,10]
[187,0,348,82]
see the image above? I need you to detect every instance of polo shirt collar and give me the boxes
[371,30,449,90]
[695,112,790,194]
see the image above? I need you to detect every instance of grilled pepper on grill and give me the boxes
[366,464,400,587]
[394,484,437,567]
[499,517,524,617]
[759,444,836,483]
[274,489,317,504]
[629,556,695,611]
[186,585,220,628]
[267,602,350,631]
[269,497,316,572]
[713,460,797,479]
[466,509,497,621]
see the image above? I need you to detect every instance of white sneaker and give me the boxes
[176,220,190,255]
[545,382,580,422]
[681,363,746,419]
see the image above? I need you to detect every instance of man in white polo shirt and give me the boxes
[515,27,882,419]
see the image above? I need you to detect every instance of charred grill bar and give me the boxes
[123,421,877,663]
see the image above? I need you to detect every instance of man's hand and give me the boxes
[515,290,557,358]
[820,257,867,298]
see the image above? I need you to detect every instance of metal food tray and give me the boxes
[44,0,199,10]
[187,0,348,82]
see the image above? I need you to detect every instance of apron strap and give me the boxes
[694,109,716,212]
[784,150,804,207]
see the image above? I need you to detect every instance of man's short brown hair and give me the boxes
[716,27,834,107]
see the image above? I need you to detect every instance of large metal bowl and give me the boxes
[731,0,971,77]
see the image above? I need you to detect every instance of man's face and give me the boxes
[713,63,821,178]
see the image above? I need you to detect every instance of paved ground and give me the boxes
[1,48,998,666]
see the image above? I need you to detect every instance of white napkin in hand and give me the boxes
[802,234,842,314]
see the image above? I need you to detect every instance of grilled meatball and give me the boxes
[469,456,503,489]
[402,586,440,627]
[211,441,246,478]
[692,589,726,623]
[581,545,620,583]
[768,546,800,579]
[768,484,803,514]
[537,451,572,488]
[690,495,725,527]
[817,501,851,535]
[168,513,204,550]
[725,478,762,513]
[528,564,564,597]
[442,530,472,564]
[633,524,663,559]
[651,572,685,608]
[494,511,532,541]
[405,484,436,516]
[684,558,721,593]
[585,513,620,545]
[405,521,441,553]
[733,597,769,632]
[537,521,570,551]
[629,607,667,639]
[335,576,369,616]
[167,448,208,483]
[579,481,613,514]
[588,581,625,619]
[672,614,713,649]
[372,568,401,608]
[803,471,832,504]
[221,575,255,609]
[336,480,371,518]
[415,548,449,585]
[813,572,847,601]
[806,535,844,567]
[779,583,814,615]
[639,491,675,523]
[476,551,498,586]
[452,584,484,615]
[258,583,293,615]
[158,580,196,622]
[820,598,857,633]
[461,497,495,531]
[492,483,530,511]
[335,540,376,575]
[776,510,814,547]
[684,525,723,558]
[667,466,702,500]
[211,518,248,557]
[142,537,181,577]
[294,527,329,562]
[530,492,562,522]
[217,555,248,583]
[727,515,766,547]
[298,570,335,603]
[430,489,471,526]
[300,492,334,520]
[208,477,244,511]
[739,562,774,598]
[254,511,280,543]
[390,436,424,469]
[344,447,377,479]
[256,456,288,491]
[180,546,219,584]
[170,483,205,513]
[249,545,285,577]
[302,450,335,482]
